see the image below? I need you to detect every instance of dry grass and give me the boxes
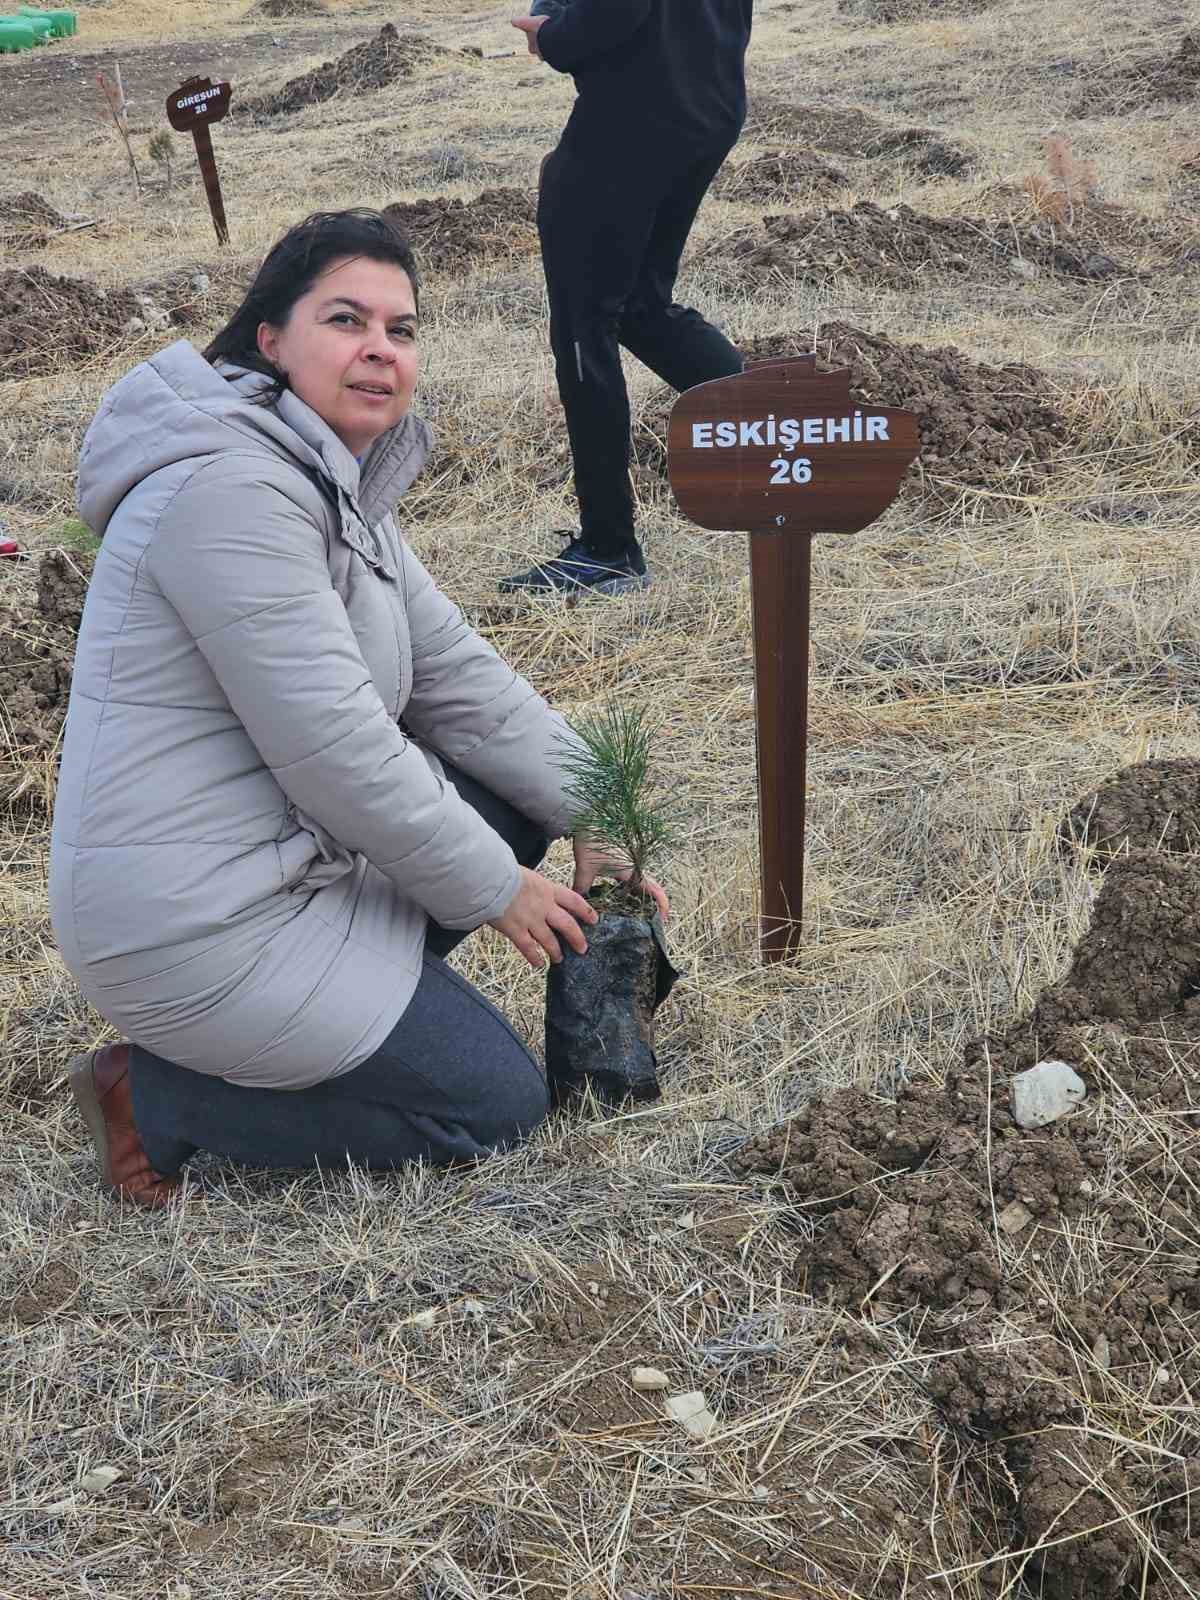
[2,0,1200,1594]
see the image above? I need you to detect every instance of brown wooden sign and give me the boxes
[667,358,920,961]
[668,357,919,535]
[166,77,232,245]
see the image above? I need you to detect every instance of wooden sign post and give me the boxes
[667,357,919,961]
[166,77,233,245]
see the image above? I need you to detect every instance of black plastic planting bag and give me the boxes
[545,903,681,1106]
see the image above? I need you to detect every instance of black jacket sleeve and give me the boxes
[536,0,654,71]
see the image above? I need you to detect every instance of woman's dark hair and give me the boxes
[204,208,419,395]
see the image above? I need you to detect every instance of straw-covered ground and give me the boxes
[2,0,1199,1595]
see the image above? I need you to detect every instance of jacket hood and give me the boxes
[77,339,433,540]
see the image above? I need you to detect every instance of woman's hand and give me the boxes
[489,866,598,968]
[572,837,670,923]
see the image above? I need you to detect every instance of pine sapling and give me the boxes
[149,130,173,190]
[556,704,676,897]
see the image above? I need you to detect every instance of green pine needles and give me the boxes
[557,704,677,889]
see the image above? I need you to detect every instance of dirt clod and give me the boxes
[1060,757,1200,858]
[734,801,1200,1595]
[0,190,67,250]
[715,149,850,203]
[237,25,441,119]
[0,267,143,381]
[0,549,94,752]
[383,189,537,274]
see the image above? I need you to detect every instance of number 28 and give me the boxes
[769,457,812,485]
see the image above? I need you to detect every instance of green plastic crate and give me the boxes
[0,17,38,47]
[18,6,76,35]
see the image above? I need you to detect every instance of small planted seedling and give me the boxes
[546,704,680,1107]
[557,702,677,905]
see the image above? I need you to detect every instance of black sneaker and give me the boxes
[498,534,651,596]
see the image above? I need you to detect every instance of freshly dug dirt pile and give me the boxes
[634,320,1071,495]
[251,0,325,16]
[715,200,1130,293]
[383,189,537,273]
[0,549,93,756]
[1077,30,1199,115]
[747,98,975,178]
[715,149,850,203]
[839,0,998,18]
[0,191,67,250]
[0,267,142,381]
[1060,758,1200,857]
[237,24,439,118]
[733,825,1200,1596]
[977,181,1199,273]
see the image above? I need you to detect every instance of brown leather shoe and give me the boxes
[68,1043,182,1209]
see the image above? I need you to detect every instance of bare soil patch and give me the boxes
[237,24,442,119]
[0,190,67,251]
[839,0,999,18]
[733,810,1200,1597]
[747,97,975,178]
[0,266,142,381]
[0,548,93,756]
[1060,757,1200,858]
[1077,30,1199,115]
[714,200,1133,294]
[250,0,326,17]
[634,320,1072,495]
[714,148,851,204]
[383,188,538,274]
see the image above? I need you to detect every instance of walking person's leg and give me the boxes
[500,142,666,595]
[618,141,744,393]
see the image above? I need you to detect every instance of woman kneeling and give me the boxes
[50,208,666,1206]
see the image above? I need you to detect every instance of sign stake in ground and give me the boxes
[668,357,919,961]
[166,77,233,245]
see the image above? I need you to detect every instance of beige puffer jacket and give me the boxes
[49,341,581,1088]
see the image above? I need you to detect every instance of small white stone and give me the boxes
[1008,256,1040,281]
[1156,1367,1171,1385]
[189,272,210,294]
[753,1484,770,1501]
[997,1200,1034,1235]
[122,316,146,336]
[1092,1334,1111,1370]
[461,1299,486,1318]
[665,1391,717,1440]
[44,1498,78,1514]
[1011,1061,1087,1129]
[631,1366,670,1392]
[80,1465,123,1494]
[410,1307,438,1330]
[676,1211,696,1231]
[1079,1180,1094,1196]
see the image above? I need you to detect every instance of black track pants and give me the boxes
[538,136,745,560]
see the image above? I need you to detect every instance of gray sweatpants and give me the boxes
[130,765,551,1174]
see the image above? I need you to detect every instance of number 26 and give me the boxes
[769,457,812,485]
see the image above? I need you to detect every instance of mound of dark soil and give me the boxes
[747,98,975,178]
[0,267,142,381]
[383,189,537,273]
[715,149,850,204]
[251,0,325,16]
[1060,758,1200,858]
[715,200,1130,293]
[733,834,1200,1595]
[1077,30,1199,115]
[839,0,998,18]
[0,549,93,759]
[238,24,439,118]
[0,191,67,250]
[633,320,1071,495]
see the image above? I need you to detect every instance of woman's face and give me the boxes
[256,255,419,458]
